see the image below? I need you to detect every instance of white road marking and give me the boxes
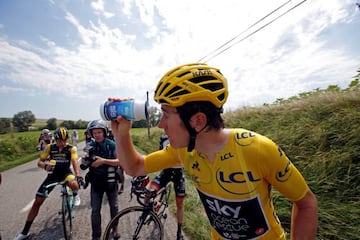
[20,199,34,213]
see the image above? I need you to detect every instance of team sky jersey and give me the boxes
[144,128,309,240]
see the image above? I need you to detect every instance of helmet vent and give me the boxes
[201,82,224,91]
[166,86,190,98]
[177,71,190,78]
[218,92,226,101]
[189,75,216,84]
[158,99,170,104]
[170,89,190,98]
[156,82,170,97]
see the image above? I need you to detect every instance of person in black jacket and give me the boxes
[83,120,121,240]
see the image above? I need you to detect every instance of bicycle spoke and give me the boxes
[103,206,163,240]
[62,195,73,240]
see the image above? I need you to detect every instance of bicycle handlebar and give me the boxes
[44,181,68,198]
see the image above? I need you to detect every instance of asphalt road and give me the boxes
[0,141,186,240]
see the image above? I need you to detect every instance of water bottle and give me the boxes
[48,159,56,174]
[100,100,149,121]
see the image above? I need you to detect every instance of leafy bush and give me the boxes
[0,141,16,160]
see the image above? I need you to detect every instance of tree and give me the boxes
[60,120,75,129]
[0,118,12,134]
[12,111,36,132]
[354,68,360,81]
[346,68,359,90]
[46,118,57,130]
[75,119,88,129]
[132,119,148,128]
[326,85,340,92]
[149,109,162,127]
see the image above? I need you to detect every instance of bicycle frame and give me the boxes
[130,176,172,220]
[44,180,74,240]
[151,184,171,221]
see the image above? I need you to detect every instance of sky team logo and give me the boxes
[198,190,269,239]
[234,131,256,146]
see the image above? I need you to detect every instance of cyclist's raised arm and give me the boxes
[110,115,146,176]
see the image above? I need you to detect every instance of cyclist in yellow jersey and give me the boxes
[109,63,318,240]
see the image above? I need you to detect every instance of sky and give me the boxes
[0,0,359,121]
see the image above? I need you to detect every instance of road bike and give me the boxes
[44,180,75,240]
[103,176,172,240]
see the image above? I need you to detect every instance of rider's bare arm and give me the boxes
[110,115,146,176]
[291,189,318,239]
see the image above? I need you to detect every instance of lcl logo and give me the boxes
[234,131,256,146]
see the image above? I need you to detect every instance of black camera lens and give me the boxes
[80,161,90,170]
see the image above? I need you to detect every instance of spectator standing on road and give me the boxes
[15,127,82,240]
[85,129,92,143]
[84,129,93,152]
[147,133,186,240]
[71,130,79,147]
[83,120,121,240]
[109,63,318,239]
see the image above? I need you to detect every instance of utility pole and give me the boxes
[147,91,150,139]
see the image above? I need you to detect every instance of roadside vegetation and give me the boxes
[0,74,359,239]
[0,129,86,172]
[223,86,359,240]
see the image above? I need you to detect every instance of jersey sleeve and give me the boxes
[70,145,78,159]
[257,135,309,202]
[144,145,183,173]
[40,144,51,159]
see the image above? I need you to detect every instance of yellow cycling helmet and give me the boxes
[54,127,69,141]
[154,63,228,108]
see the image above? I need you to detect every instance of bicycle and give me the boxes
[44,179,76,240]
[102,176,172,240]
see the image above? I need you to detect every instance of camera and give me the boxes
[80,154,97,170]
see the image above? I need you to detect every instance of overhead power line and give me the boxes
[198,0,308,63]
[198,0,293,62]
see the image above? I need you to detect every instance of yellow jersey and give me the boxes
[144,129,309,239]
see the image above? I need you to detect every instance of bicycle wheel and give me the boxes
[62,194,73,240]
[103,206,164,240]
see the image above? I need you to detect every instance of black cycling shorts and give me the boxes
[36,170,74,197]
[151,167,185,198]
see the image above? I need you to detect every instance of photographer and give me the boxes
[82,120,120,240]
